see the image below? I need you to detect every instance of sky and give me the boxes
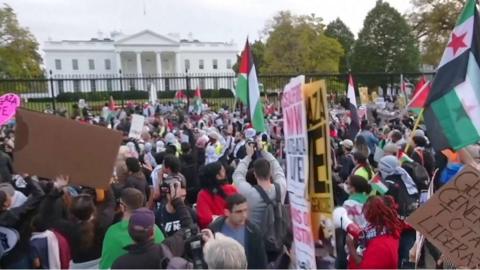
[3,0,413,52]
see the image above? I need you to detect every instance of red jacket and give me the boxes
[349,235,399,269]
[196,184,237,228]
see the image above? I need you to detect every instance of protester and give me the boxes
[351,152,373,182]
[203,233,248,269]
[100,188,165,269]
[196,161,237,228]
[347,196,403,269]
[342,175,371,228]
[124,157,150,202]
[338,139,355,181]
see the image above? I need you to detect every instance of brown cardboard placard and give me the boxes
[13,109,123,189]
[406,165,480,269]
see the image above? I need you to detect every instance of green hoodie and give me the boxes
[99,220,165,269]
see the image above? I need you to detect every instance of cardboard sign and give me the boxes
[303,80,336,264]
[0,93,21,125]
[407,165,480,268]
[128,114,145,139]
[282,75,308,196]
[13,109,122,189]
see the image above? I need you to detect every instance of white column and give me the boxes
[136,52,144,90]
[175,52,181,74]
[115,52,122,72]
[156,52,162,75]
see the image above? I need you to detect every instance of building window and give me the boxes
[184,59,190,71]
[72,59,79,70]
[73,80,81,92]
[106,79,113,91]
[105,59,111,70]
[88,59,95,70]
[90,80,96,92]
[212,59,218,69]
[227,59,232,69]
[199,59,204,70]
[55,59,62,70]
[57,80,64,94]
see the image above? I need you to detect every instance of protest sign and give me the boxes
[290,194,317,269]
[359,87,369,105]
[0,93,21,125]
[303,80,336,264]
[407,165,480,268]
[13,109,123,189]
[128,114,145,139]
[282,75,308,196]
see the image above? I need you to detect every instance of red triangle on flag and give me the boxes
[409,77,431,109]
[194,87,201,98]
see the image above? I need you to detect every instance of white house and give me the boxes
[43,30,238,94]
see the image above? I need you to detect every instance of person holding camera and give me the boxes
[155,175,196,237]
[111,183,196,269]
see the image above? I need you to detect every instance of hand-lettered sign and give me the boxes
[0,93,21,125]
[407,165,480,269]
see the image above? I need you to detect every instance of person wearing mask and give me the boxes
[351,152,373,182]
[196,162,237,229]
[232,141,287,228]
[124,157,150,202]
[99,188,165,269]
[342,175,371,229]
[347,196,403,269]
[209,194,267,269]
[155,176,196,237]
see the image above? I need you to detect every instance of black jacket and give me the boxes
[209,217,268,269]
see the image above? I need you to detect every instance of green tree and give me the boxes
[325,18,355,72]
[232,40,265,73]
[0,4,43,78]
[408,0,464,66]
[260,11,344,74]
[351,0,420,75]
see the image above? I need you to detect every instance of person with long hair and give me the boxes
[196,161,237,228]
[347,196,403,269]
[351,152,373,182]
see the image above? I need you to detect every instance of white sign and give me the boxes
[290,195,317,269]
[282,75,308,196]
[128,114,145,139]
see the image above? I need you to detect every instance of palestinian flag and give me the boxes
[175,90,187,105]
[193,87,202,114]
[347,74,358,108]
[236,39,266,132]
[424,0,480,151]
[408,77,431,112]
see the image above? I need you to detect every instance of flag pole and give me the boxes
[404,108,425,153]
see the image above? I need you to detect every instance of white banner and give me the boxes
[290,194,317,269]
[128,114,145,139]
[282,75,308,196]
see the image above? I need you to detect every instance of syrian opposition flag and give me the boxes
[407,77,431,111]
[347,74,358,108]
[193,87,202,114]
[235,39,266,132]
[424,0,480,151]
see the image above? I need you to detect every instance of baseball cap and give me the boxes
[244,128,256,140]
[129,208,155,231]
[340,139,354,150]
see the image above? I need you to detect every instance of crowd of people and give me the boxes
[0,96,478,269]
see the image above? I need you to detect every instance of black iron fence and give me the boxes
[0,71,435,115]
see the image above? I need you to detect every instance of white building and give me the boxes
[43,30,238,94]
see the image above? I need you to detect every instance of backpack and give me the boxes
[159,244,193,269]
[385,175,420,218]
[402,161,429,191]
[253,183,292,254]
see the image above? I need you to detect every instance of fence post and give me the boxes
[185,69,190,112]
[49,70,56,113]
[119,69,124,108]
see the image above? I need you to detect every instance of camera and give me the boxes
[159,181,179,194]
[184,227,206,269]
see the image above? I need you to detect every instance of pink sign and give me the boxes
[0,93,21,125]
